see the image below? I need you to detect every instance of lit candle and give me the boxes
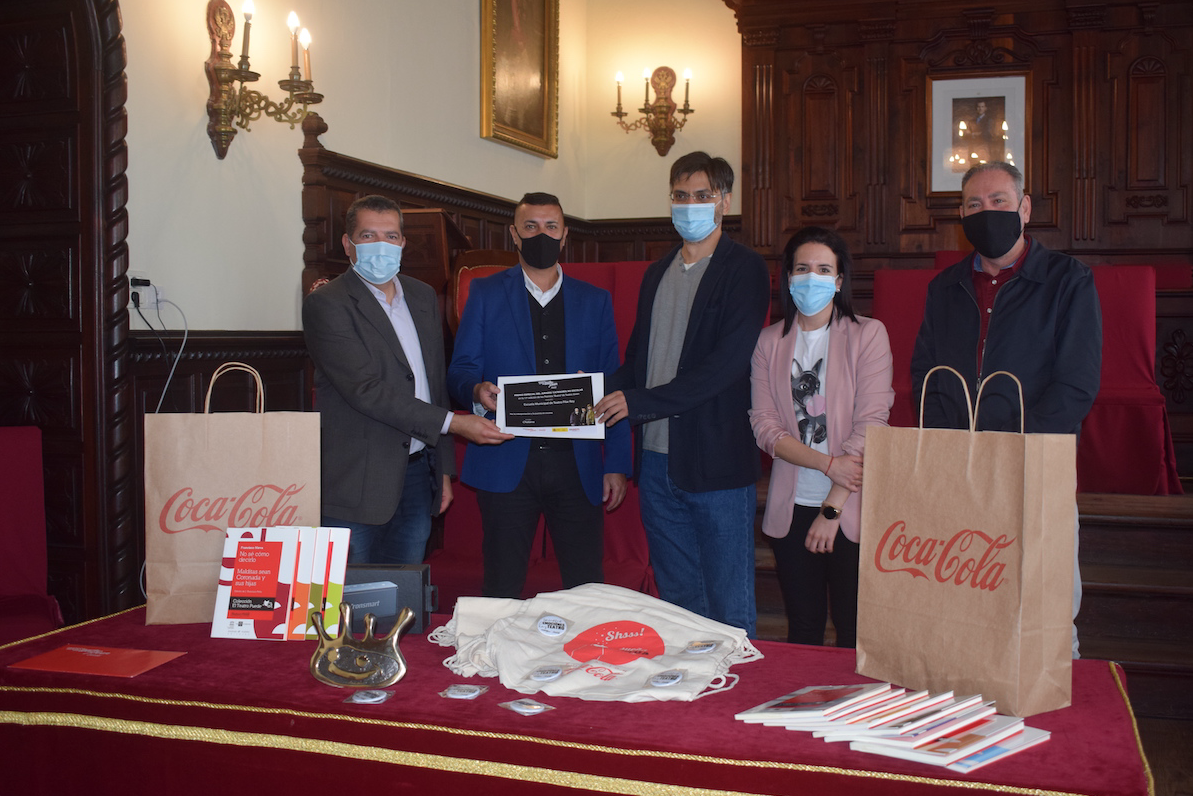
[615,71,623,106]
[287,12,300,71]
[240,0,254,60]
[300,28,312,81]
[643,68,650,106]
[683,68,691,106]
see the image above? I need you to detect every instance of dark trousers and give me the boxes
[476,446,603,599]
[769,504,860,647]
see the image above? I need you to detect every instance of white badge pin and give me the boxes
[530,665,564,682]
[505,699,551,715]
[346,689,390,704]
[650,670,685,687]
[442,684,486,700]
[537,615,568,637]
[684,640,719,654]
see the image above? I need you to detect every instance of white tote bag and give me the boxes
[430,584,762,702]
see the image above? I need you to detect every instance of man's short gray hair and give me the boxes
[961,162,1025,201]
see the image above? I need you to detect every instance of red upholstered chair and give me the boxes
[562,261,651,359]
[1078,266,1182,494]
[0,426,64,644]
[448,262,512,333]
[870,269,938,428]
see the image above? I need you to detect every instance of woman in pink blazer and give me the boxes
[750,227,893,647]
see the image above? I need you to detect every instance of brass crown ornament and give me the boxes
[310,603,415,688]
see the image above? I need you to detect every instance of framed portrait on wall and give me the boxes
[928,74,1028,194]
[481,0,559,159]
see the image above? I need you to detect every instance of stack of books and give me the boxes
[734,683,1050,773]
[211,526,351,641]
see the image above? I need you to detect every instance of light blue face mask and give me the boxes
[788,272,838,316]
[671,203,718,243]
[352,240,403,284]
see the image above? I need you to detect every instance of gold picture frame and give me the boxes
[481,0,559,159]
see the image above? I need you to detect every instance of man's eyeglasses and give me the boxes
[669,190,722,204]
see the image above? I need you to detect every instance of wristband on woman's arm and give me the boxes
[823,455,834,475]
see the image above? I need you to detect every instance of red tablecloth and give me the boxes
[0,608,1152,796]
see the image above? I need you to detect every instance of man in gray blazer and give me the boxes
[303,195,511,564]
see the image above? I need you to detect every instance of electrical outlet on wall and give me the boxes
[128,271,165,311]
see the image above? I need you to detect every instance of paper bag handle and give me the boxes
[918,365,973,430]
[974,370,1026,434]
[204,362,265,414]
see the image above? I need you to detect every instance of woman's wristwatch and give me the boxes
[820,504,841,521]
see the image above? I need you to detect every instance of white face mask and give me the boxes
[788,272,838,316]
[351,240,403,283]
[670,203,718,242]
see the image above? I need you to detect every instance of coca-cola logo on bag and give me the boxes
[158,484,306,533]
[873,521,1014,591]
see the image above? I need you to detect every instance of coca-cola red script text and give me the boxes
[873,521,1014,591]
[159,484,305,533]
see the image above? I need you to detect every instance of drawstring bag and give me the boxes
[430,583,762,702]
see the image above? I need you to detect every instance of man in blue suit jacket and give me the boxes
[448,192,631,598]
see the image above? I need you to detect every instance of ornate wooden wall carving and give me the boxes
[732,0,1191,259]
[0,0,135,622]
[730,0,1193,485]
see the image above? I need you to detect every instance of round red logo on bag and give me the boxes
[564,622,664,665]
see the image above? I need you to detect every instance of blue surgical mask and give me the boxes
[788,272,838,316]
[351,240,403,284]
[671,203,718,242]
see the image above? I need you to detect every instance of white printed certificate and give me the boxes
[496,373,605,439]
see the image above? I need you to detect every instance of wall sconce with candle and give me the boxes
[611,66,693,157]
[204,0,322,159]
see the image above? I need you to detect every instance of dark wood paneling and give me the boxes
[0,0,133,624]
[731,0,1193,484]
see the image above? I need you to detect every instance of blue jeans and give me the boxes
[638,451,757,637]
[324,455,433,565]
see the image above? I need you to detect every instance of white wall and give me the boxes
[122,0,739,331]
[583,0,742,219]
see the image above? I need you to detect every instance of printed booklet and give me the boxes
[212,525,349,641]
[738,683,1049,774]
[10,645,185,677]
[851,714,1027,766]
[734,683,892,724]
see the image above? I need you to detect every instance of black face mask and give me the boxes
[961,207,1022,260]
[516,232,562,270]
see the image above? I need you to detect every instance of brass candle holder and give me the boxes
[204,0,323,160]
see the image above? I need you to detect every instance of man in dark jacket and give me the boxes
[303,195,510,565]
[596,152,770,636]
[911,161,1102,656]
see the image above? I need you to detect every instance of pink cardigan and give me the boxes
[750,314,894,543]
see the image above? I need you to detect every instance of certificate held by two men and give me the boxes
[496,373,605,440]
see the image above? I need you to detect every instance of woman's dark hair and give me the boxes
[779,225,857,335]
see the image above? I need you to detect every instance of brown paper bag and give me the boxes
[857,367,1074,717]
[144,363,320,624]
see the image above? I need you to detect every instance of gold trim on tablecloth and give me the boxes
[1107,661,1156,796]
[0,608,1151,796]
[1,702,1097,796]
[0,605,146,652]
